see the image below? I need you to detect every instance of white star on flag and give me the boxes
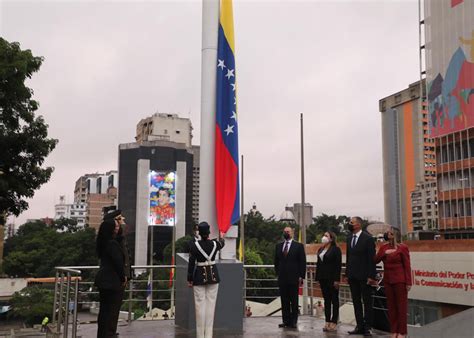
[224,124,234,135]
[230,83,236,91]
[225,69,234,80]
[231,111,237,120]
[234,97,236,105]
[217,59,225,70]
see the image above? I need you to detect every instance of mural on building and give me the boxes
[426,0,474,137]
[149,171,176,226]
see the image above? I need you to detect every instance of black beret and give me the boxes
[103,209,122,220]
[198,222,210,235]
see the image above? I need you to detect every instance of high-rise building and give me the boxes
[119,113,198,265]
[74,174,99,204]
[86,186,118,231]
[54,195,87,229]
[379,80,436,234]
[135,113,193,147]
[71,171,118,230]
[424,0,474,238]
[289,203,314,227]
[411,181,438,231]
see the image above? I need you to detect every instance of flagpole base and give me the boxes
[175,253,244,333]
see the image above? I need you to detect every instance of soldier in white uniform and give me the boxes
[187,222,225,338]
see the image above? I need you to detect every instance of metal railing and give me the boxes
[51,263,387,337]
[53,267,81,338]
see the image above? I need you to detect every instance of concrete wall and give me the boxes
[0,278,27,299]
[175,253,244,333]
[408,307,474,338]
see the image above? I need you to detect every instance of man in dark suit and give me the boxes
[346,216,376,336]
[274,226,306,329]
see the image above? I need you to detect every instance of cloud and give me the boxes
[1,0,419,225]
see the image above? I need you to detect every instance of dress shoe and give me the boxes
[327,323,337,332]
[278,323,287,328]
[348,328,364,335]
[363,330,372,336]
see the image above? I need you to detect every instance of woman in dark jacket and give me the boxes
[315,231,342,332]
[94,216,126,338]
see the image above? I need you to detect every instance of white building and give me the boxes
[135,113,193,148]
[54,196,87,228]
[85,171,118,195]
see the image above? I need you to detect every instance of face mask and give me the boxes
[283,232,290,240]
[348,223,354,232]
[383,232,389,241]
[321,236,330,244]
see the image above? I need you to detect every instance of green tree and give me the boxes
[3,220,97,277]
[241,210,287,264]
[9,286,54,326]
[53,217,80,233]
[307,214,350,243]
[0,38,58,227]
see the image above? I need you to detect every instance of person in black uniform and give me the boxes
[274,226,306,329]
[187,222,225,338]
[184,224,200,253]
[94,212,127,338]
[346,216,376,336]
[315,231,342,332]
[103,209,131,338]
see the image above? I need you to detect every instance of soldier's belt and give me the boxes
[197,261,216,266]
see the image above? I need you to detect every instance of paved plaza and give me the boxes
[76,316,388,338]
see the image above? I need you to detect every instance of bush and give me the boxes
[9,286,53,326]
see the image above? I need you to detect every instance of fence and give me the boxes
[51,263,387,337]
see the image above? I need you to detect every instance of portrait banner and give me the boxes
[148,171,176,226]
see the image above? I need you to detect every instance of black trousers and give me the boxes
[97,288,123,338]
[319,279,339,323]
[109,288,124,336]
[348,278,373,331]
[279,282,299,326]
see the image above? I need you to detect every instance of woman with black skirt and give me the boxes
[315,231,342,332]
[94,213,126,338]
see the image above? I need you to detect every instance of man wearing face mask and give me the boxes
[274,226,306,329]
[346,217,376,336]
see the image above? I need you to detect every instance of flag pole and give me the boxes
[199,0,219,237]
[149,226,153,316]
[300,113,308,315]
[240,154,244,262]
[170,219,175,317]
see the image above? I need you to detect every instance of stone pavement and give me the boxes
[76,316,389,338]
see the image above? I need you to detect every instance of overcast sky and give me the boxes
[1,0,420,226]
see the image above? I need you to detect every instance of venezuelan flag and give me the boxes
[215,0,240,233]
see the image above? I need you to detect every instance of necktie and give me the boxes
[351,235,357,248]
[283,241,289,256]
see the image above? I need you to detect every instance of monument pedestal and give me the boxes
[175,253,244,334]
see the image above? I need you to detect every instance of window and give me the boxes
[108,175,114,188]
